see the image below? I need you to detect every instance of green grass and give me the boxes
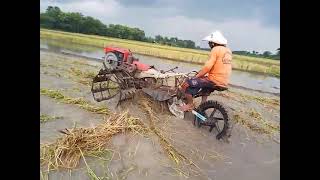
[79,149,103,180]
[40,88,109,115]
[233,112,279,135]
[227,89,280,107]
[41,37,99,53]
[40,114,63,123]
[40,59,97,87]
[40,28,280,77]
[69,67,96,79]
[240,93,280,106]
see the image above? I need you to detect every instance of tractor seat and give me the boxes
[195,85,228,98]
[213,85,228,91]
[202,85,228,92]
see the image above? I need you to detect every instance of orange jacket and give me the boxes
[196,46,232,86]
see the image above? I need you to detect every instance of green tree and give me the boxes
[40,14,55,28]
[45,6,62,28]
[40,6,197,49]
[263,51,272,57]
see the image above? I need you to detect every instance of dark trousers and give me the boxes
[185,77,215,97]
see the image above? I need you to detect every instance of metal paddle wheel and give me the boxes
[91,67,137,104]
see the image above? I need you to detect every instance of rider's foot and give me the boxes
[179,104,194,112]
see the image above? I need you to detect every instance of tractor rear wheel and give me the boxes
[193,100,231,140]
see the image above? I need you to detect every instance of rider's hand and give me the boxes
[196,70,204,78]
[191,71,198,78]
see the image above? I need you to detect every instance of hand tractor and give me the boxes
[91,46,231,140]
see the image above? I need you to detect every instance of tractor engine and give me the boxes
[103,46,138,73]
[91,46,153,103]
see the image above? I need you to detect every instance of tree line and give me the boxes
[198,47,280,60]
[40,6,196,48]
[232,48,280,60]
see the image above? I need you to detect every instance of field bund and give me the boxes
[40,28,280,77]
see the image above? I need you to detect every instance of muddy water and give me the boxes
[40,38,280,94]
[40,50,279,180]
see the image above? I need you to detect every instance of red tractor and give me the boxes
[91,46,161,103]
[92,46,188,103]
[103,46,150,73]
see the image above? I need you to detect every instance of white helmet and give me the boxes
[202,30,227,45]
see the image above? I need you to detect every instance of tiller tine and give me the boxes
[118,88,137,103]
[91,70,121,102]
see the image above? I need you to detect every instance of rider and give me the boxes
[179,30,232,112]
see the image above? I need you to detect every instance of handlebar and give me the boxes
[150,65,198,77]
[186,70,198,77]
[161,66,178,73]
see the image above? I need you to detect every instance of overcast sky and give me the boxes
[40,0,280,53]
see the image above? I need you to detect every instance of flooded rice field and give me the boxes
[40,47,279,180]
[40,38,280,95]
